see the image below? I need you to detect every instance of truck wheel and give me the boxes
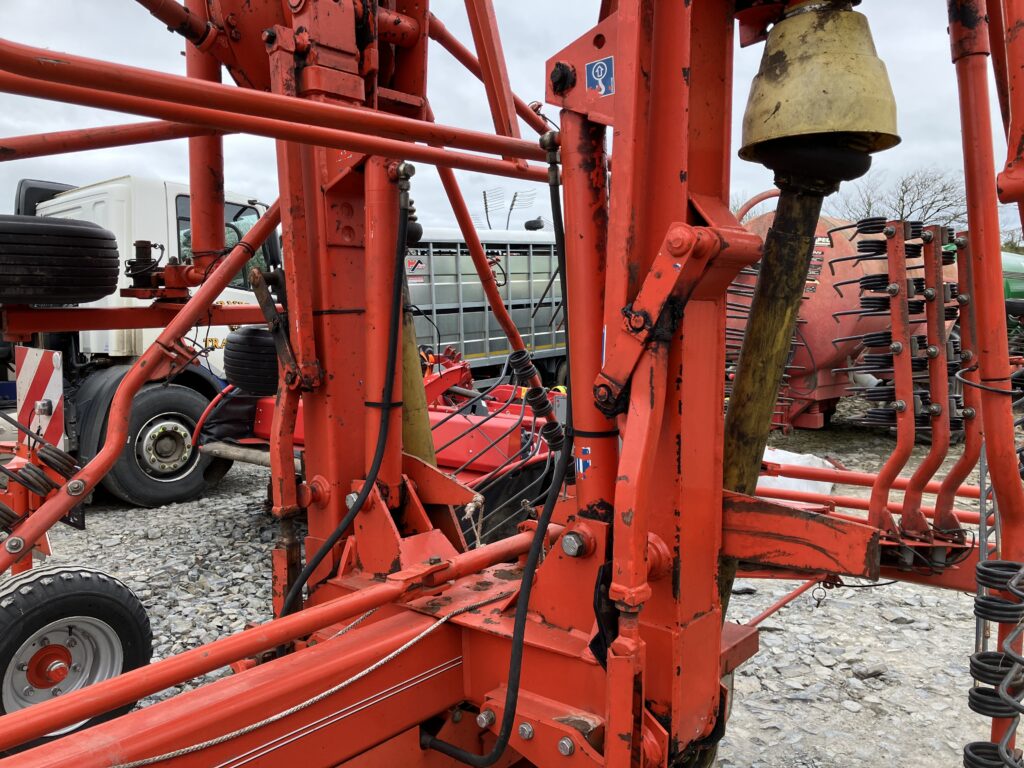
[101,384,223,508]
[0,566,151,750]
[0,215,120,305]
[224,326,279,396]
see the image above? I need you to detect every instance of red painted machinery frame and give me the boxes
[0,1,1019,766]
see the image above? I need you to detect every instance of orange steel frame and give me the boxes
[0,1,1021,766]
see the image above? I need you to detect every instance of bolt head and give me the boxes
[957,293,971,306]
[560,532,587,558]
[886,282,901,296]
[921,231,934,243]
[51,687,62,697]
[889,342,903,355]
[628,313,646,331]
[518,722,535,740]
[66,479,85,496]
[557,736,575,756]
[894,400,907,413]
[22,686,34,697]
[345,492,360,510]
[476,709,496,729]
[451,709,463,723]
[428,555,442,565]
[594,384,613,404]
[4,537,24,553]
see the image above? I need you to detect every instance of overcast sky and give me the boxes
[0,2,1005,230]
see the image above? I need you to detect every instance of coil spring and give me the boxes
[508,349,538,383]
[860,407,898,425]
[905,242,924,259]
[945,305,961,321]
[863,353,894,369]
[859,273,892,292]
[965,561,1024,767]
[862,386,896,403]
[862,331,893,348]
[37,444,77,479]
[540,420,564,451]
[943,250,957,266]
[858,239,888,258]
[857,216,888,235]
[0,500,18,531]
[860,296,891,312]
[908,221,924,239]
[911,277,927,295]
[525,386,553,419]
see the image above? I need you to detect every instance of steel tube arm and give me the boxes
[0,36,545,162]
[0,119,223,161]
[428,14,549,136]
[134,0,210,43]
[0,528,553,748]
[0,202,281,574]
[0,72,546,182]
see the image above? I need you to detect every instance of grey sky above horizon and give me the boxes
[0,2,1005,230]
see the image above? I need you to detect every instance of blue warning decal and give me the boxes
[585,56,615,97]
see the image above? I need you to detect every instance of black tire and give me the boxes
[0,565,151,752]
[0,215,120,304]
[99,384,224,508]
[224,326,279,396]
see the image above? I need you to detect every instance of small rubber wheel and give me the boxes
[0,215,120,304]
[0,565,152,751]
[99,383,226,508]
[224,326,278,396]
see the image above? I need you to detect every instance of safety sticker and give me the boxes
[576,446,592,479]
[586,56,615,97]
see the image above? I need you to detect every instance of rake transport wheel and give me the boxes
[0,566,152,751]
[224,325,278,396]
[0,215,120,305]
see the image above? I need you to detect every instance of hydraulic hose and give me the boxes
[280,168,411,618]
[422,132,572,766]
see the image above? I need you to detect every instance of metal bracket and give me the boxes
[593,224,721,416]
[250,269,317,390]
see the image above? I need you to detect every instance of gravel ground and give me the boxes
[24,398,992,765]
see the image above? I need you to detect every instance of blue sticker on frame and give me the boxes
[585,56,615,97]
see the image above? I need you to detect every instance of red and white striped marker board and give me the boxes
[14,347,65,449]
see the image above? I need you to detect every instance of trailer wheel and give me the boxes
[0,215,120,305]
[0,566,151,750]
[224,326,279,396]
[100,384,224,508]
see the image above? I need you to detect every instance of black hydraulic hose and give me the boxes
[279,174,411,618]
[422,130,572,767]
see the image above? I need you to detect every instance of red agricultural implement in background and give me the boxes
[0,1,1023,767]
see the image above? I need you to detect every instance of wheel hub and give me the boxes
[3,615,123,729]
[138,418,193,476]
[25,645,71,689]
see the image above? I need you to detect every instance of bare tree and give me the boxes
[825,167,968,228]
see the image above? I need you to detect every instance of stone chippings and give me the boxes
[41,399,986,764]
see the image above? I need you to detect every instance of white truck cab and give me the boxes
[1,175,278,508]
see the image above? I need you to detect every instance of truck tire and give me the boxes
[224,326,278,396]
[0,215,120,305]
[100,384,222,508]
[0,565,151,751]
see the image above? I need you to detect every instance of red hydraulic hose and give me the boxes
[191,384,234,446]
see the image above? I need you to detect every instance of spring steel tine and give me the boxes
[833,276,863,298]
